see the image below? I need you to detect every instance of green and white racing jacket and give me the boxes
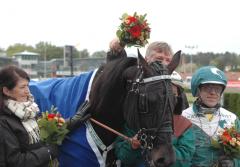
[182,104,240,167]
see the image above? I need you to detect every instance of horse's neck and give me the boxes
[91,112,124,147]
[91,123,116,147]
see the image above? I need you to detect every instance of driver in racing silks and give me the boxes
[182,66,240,167]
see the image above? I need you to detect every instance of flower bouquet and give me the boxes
[211,125,240,166]
[38,106,69,167]
[38,106,69,145]
[116,12,151,47]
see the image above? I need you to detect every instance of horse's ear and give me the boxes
[137,48,150,69]
[167,50,181,74]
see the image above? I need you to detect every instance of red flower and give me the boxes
[222,131,232,141]
[128,25,142,38]
[212,125,240,158]
[48,113,56,120]
[126,16,137,25]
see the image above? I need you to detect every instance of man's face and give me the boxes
[198,84,224,107]
[146,51,172,65]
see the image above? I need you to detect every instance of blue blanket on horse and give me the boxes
[29,70,105,167]
[29,71,93,118]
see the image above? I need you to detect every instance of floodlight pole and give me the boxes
[185,45,198,75]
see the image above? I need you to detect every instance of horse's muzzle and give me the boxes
[145,143,176,167]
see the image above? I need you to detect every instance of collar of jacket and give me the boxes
[0,106,14,116]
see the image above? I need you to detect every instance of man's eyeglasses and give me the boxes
[200,84,223,94]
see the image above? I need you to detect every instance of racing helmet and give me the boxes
[191,66,227,97]
[170,71,184,87]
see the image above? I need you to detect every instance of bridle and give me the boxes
[127,63,175,151]
[126,63,176,167]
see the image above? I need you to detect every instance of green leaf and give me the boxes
[40,129,49,140]
[116,30,122,38]
[121,13,128,19]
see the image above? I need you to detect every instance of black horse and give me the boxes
[87,49,181,167]
[30,49,181,167]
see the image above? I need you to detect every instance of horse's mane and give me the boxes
[89,57,137,119]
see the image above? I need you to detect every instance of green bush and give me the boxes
[223,93,240,117]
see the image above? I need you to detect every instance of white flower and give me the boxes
[217,128,224,136]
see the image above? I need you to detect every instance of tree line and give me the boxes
[1,42,240,72]
[0,42,107,60]
[181,52,240,72]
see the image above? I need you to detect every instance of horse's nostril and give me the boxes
[156,157,165,164]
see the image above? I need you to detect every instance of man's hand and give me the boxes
[109,38,125,53]
[107,38,127,63]
[130,135,141,149]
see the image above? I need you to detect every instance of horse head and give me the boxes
[89,50,181,166]
[122,49,181,167]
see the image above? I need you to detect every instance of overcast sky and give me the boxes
[1,0,240,55]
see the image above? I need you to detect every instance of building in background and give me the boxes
[44,57,105,77]
[14,51,40,78]
[0,52,18,69]
[1,50,105,78]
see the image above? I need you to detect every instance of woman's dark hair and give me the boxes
[0,65,30,110]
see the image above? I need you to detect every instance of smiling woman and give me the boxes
[3,78,30,102]
[0,65,59,167]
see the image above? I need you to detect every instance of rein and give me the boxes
[90,118,130,141]
[90,118,140,146]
